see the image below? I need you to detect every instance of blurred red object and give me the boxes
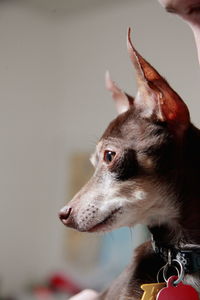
[50,273,82,295]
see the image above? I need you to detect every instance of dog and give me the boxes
[59,28,200,299]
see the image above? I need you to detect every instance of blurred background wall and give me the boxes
[0,0,199,297]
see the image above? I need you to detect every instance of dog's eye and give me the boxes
[104,150,116,164]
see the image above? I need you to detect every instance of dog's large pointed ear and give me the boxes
[127,28,190,133]
[105,71,134,115]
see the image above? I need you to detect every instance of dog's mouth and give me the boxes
[88,208,122,232]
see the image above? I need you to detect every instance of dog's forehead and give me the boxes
[101,109,144,140]
[90,109,169,167]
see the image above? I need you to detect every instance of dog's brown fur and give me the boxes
[59,29,200,299]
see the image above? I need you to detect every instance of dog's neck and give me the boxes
[149,124,200,248]
[178,124,200,245]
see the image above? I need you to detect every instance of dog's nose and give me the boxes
[59,206,72,225]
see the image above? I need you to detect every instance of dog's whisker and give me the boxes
[128,227,134,243]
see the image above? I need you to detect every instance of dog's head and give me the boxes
[59,29,190,233]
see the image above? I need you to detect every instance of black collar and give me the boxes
[152,236,200,274]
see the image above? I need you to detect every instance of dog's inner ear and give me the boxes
[105,71,134,115]
[127,28,190,134]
